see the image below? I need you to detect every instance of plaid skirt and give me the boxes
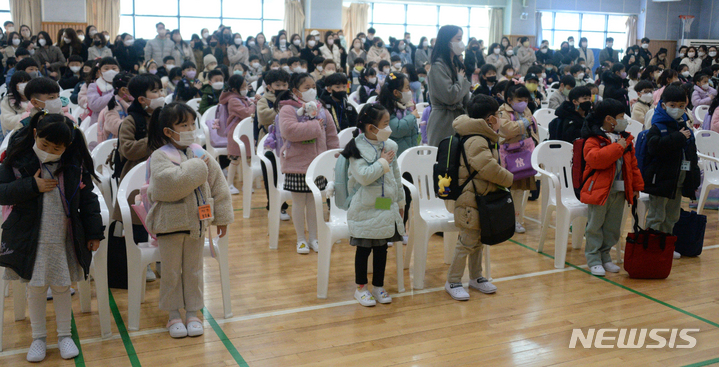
[284,173,328,193]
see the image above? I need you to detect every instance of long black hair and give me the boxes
[430,25,464,82]
[226,74,245,93]
[106,71,133,111]
[378,72,408,116]
[5,113,97,180]
[359,66,377,87]
[8,71,31,109]
[274,72,313,113]
[340,103,389,159]
[146,102,198,151]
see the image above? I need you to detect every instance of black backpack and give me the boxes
[433,133,486,201]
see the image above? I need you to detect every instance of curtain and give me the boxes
[535,12,543,46]
[488,8,504,46]
[342,3,370,42]
[87,0,121,40]
[625,15,638,50]
[284,0,305,38]
[9,0,41,36]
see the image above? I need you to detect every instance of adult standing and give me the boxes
[637,37,652,68]
[272,32,293,60]
[366,38,390,63]
[598,37,620,65]
[59,28,83,60]
[115,33,140,73]
[347,37,367,71]
[364,28,376,51]
[249,32,272,66]
[577,37,594,73]
[170,30,196,66]
[464,39,485,84]
[81,25,98,60]
[319,32,341,65]
[427,25,471,146]
[301,34,320,72]
[227,33,249,67]
[516,36,536,76]
[144,22,174,64]
[415,37,430,69]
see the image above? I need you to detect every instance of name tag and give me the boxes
[198,204,212,220]
[375,197,392,210]
[681,160,691,171]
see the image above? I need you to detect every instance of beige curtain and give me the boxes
[342,3,370,42]
[284,0,305,38]
[625,15,638,50]
[9,0,41,36]
[488,8,504,46]
[87,0,121,39]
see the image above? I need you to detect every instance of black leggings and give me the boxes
[260,151,289,211]
[355,245,388,287]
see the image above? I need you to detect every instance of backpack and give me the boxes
[433,134,482,201]
[253,99,274,141]
[571,138,592,190]
[635,121,667,173]
[333,153,353,210]
[206,103,231,148]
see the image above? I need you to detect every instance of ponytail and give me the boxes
[340,103,388,159]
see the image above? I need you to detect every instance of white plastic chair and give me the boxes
[201,119,228,162]
[59,89,72,100]
[337,127,357,148]
[79,116,92,131]
[260,148,294,249]
[250,80,258,92]
[537,125,549,142]
[198,105,219,147]
[164,94,174,104]
[306,149,405,298]
[398,146,486,289]
[694,105,710,126]
[233,117,263,218]
[83,123,98,147]
[367,95,377,103]
[92,139,118,213]
[626,118,643,138]
[255,85,265,96]
[415,102,429,116]
[186,97,201,112]
[644,107,655,130]
[0,130,14,155]
[531,141,589,269]
[628,88,638,102]
[695,130,719,217]
[72,106,85,121]
[348,90,360,106]
[533,108,556,129]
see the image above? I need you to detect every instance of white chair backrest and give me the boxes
[415,102,429,116]
[305,149,344,220]
[250,81,258,92]
[694,105,710,125]
[72,106,85,121]
[257,135,268,158]
[80,116,92,131]
[626,118,643,138]
[337,127,357,148]
[60,89,73,100]
[397,146,444,210]
[547,88,557,97]
[537,125,549,142]
[349,90,360,105]
[531,141,576,203]
[186,98,201,112]
[233,117,256,163]
[644,107,655,129]
[92,139,117,176]
[367,96,377,103]
[200,105,218,126]
[256,85,265,96]
[695,130,719,177]
[164,94,174,104]
[628,89,638,102]
[357,103,365,113]
[533,108,556,129]
[116,162,147,246]
[83,123,98,147]
[0,130,14,155]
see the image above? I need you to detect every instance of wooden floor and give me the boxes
[1,189,719,367]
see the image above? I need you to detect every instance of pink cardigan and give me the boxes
[278,99,340,174]
[86,81,116,126]
[711,110,719,133]
[98,97,129,143]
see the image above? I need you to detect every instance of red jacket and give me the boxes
[580,133,644,205]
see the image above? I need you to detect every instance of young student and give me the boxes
[498,84,538,233]
[548,85,592,143]
[309,56,324,81]
[315,59,337,91]
[246,54,262,83]
[377,59,391,86]
[164,67,183,96]
[350,57,365,92]
[653,69,679,105]
[570,64,586,87]
[198,69,224,115]
[157,55,175,78]
[444,94,512,301]
[631,80,655,124]
[358,66,379,103]
[691,72,717,108]
[59,55,84,90]
[142,59,159,75]
[524,72,544,113]
[544,63,560,85]
[276,72,339,253]
[472,64,497,96]
[580,98,644,276]
[677,64,692,84]
[602,63,630,115]
[340,103,404,306]
[144,102,233,338]
[98,71,132,143]
[86,57,120,126]
[319,72,357,131]
[20,77,72,126]
[174,61,202,102]
[198,54,218,85]
[221,74,255,195]
[0,71,31,136]
[498,64,515,82]
[0,113,104,362]
[548,75,576,109]
[401,64,422,103]
[378,72,419,156]
[643,85,700,259]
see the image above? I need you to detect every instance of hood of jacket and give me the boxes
[219,90,243,105]
[652,101,687,129]
[581,115,633,142]
[602,71,624,88]
[279,97,304,109]
[452,114,500,143]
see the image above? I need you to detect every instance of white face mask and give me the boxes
[300,87,317,102]
[493,48,500,55]
[124,39,134,46]
[63,37,71,43]
[38,39,46,46]
[682,71,691,77]
[12,38,19,46]
[17,82,27,95]
[541,73,547,78]
[577,72,585,79]
[422,41,428,47]
[688,52,696,58]
[642,43,649,49]
[373,125,392,142]
[102,69,118,82]
[506,49,514,56]
[293,39,301,46]
[640,93,653,103]
[368,77,377,84]
[678,52,685,58]
[324,70,335,76]
[308,40,316,47]
[382,67,389,74]
[393,62,401,69]
[89,30,97,37]
[39,98,62,114]
[248,41,256,47]
[234,38,242,45]
[240,89,248,97]
[5,26,13,33]
[202,32,209,38]
[169,129,196,147]
[328,39,334,46]
[568,41,575,46]
[280,39,287,46]
[400,90,413,104]
[33,141,62,163]
[710,51,717,58]
[450,41,465,55]
[506,71,514,77]
[699,51,706,57]
[148,96,165,110]
[69,66,81,73]
[282,65,291,72]
[212,82,224,90]
[251,62,261,69]
[78,35,85,41]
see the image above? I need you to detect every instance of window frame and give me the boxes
[540,11,630,51]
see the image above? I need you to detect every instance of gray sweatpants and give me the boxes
[446,228,484,284]
[157,233,205,313]
[646,184,683,234]
[585,191,625,267]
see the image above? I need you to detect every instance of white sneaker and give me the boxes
[402,235,408,245]
[167,319,188,338]
[370,287,392,304]
[58,337,79,359]
[309,240,319,252]
[515,221,526,234]
[469,277,497,294]
[354,289,376,307]
[674,251,681,259]
[296,241,310,254]
[26,339,46,362]
[146,265,156,282]
[590,265,606,276]
[280,210,291,221]
[445,282,470,301]
[603,262,621,273]
[228,185,240,195]
[186,317,204,337]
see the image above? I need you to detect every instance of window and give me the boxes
[120,0,285,39]
[0,0,10,31]
[368,2,489,46]
[541,11,629,50]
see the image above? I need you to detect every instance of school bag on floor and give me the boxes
[672,209,706,257]
[624,203,675,279]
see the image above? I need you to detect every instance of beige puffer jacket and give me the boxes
[498,103,539,145]
[452,115,514,230]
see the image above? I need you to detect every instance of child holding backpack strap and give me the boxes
[580,99,644,276]
[498,83,538,234]
[145,102,234,338]
[642,85,700,259]
[340,103,404,306]
[446,94,513,301]
[276,72,339,254]
[220,74,255,195]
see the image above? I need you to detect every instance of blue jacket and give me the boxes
[388,107,418,156]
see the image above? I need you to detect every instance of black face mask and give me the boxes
[486,76,497,83]
[377,43,383,48]
[331,90,347,100]
[210,41,218,47]
[93,40,101,46]
[472,46,479,51]
[578,101,593,112]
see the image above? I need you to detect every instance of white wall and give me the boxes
[306,0,343,29]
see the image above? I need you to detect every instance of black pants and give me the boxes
[355,245,388,286]
[260,151,289,211]
[402,172,413,224]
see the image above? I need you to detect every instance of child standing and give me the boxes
[98,71,132,143]
[0,113,104,362]
[643,86,701,259]
[145,102,234,338]
[276,73,339,253]
[221,74,256,195]
[580,99,644,276]
[341,104,404,306]
[86,57,121,127]
[445,95,513,301]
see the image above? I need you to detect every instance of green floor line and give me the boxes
[202,308,249,367]
[70,312,85,367]
[108,289,142,367]
[509,239,719,329]
[682,357,719,367]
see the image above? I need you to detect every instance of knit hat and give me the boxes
[204,54,217,68]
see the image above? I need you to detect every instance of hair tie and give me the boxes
[389,73,397,80]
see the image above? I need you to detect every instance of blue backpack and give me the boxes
[333,153,353,210]
[635,121,667,173]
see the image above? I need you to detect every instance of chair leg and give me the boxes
[538,206,554,253]
[483,246,491,282]
[13,281,25,321]
[0,276,5,351]
[444,232,458,265]
[411,227,430,289]
[93,258,112,338]
[242,165,252,219]
[571,216,587,250]
[520,190,529,223]
[395,241,404,293]
[316,233,332,299]
[554,213,572,269]
[78,279,91,313]
[540,177,549,223]
[127,267,144,331]
[140,267,148,304]
[268,195,281,250]
[697,184,711,215]
[404,230,414,270]
[215,235,233,318]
